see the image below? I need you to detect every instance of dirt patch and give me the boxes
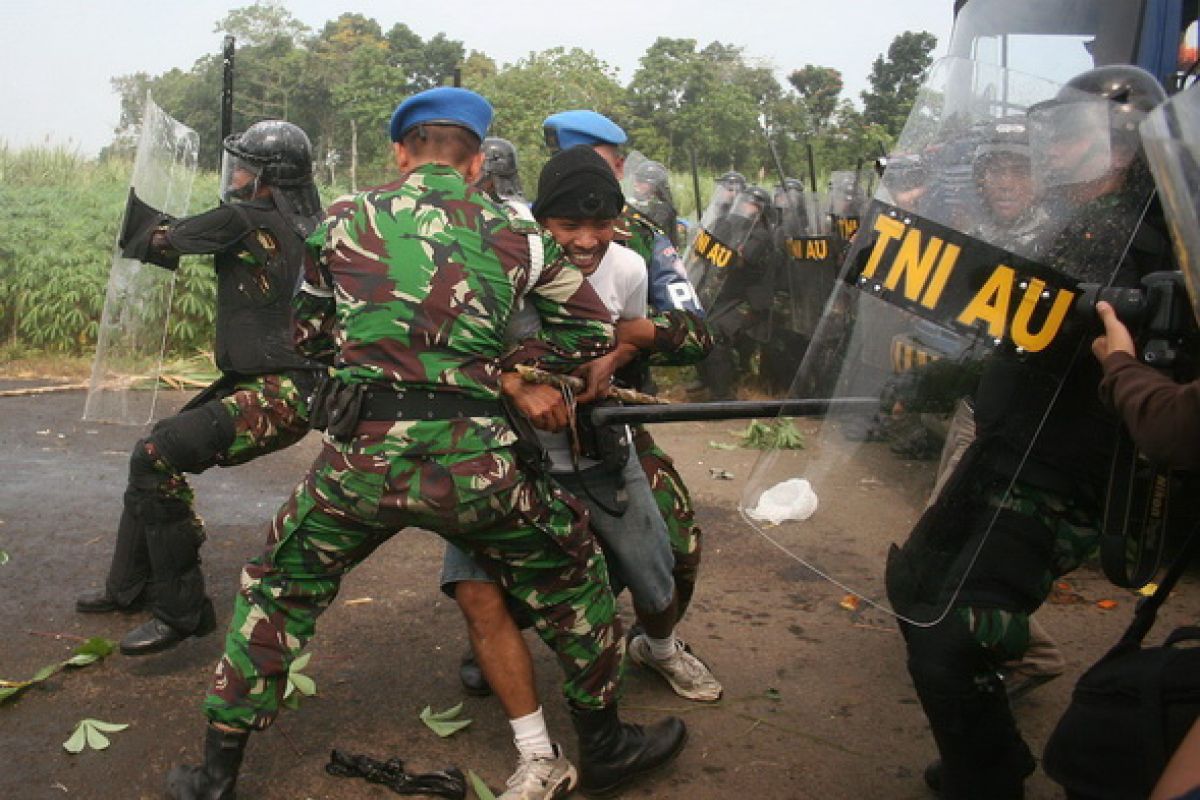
[0,388,1189,799]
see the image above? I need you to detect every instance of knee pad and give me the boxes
[145,403,238,475]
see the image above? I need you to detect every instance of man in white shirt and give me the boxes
[441,145,719,800]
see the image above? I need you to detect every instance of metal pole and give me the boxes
[806,142,818,193]
[589,398,877,426]
[220,35,235,148]
[689,147,704,223]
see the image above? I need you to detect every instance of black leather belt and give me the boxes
[359,388,505,421]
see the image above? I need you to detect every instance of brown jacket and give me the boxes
[1099,352,1200,470]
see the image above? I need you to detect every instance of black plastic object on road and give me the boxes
[325,750,467,799]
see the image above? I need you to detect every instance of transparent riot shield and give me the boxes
[686,184,775,399]
[738,57,1157,624]
[828,169,874,248]
[621,150,679,238]
[1141,81,1200,323]
[83,94,198,425]
[777,185,837,343]
[685,186,771,311]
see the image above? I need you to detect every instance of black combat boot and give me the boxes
[167,725,249,800]
[570,703,687,797]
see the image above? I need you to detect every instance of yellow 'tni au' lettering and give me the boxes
[1011,280,1074,352]
[695,230,711,252]
[862,215,906,279]
[884,228,944,302]
[806,239,828,260]
[958,265,1014,337]
[919,242,961,309]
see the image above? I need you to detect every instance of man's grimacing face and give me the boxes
[541,217,617,274]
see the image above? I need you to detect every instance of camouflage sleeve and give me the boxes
[292,219,337,365]
[502,234,615,372]
[645,309,714,366]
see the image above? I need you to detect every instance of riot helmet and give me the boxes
[773,178,808,236]
[1029,65,1166,190]
[711,171,748,216]
[628,158,677,239]
[478,137,525,202]
[221,120,321,233]
[631,159,673,205]
[716,171,747,192]
[973,116,1035,226]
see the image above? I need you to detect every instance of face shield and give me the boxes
[1140,83,1200,325]
[219,150,265,203]
[1029,99,1115,190]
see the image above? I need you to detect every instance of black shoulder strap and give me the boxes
[1117,525,1200,650]
[1101,427,1175,588]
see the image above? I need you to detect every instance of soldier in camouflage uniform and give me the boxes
[543,110,711,622]
[886,67,1172,799]
[166,88,686,800]
[75,121,325,657]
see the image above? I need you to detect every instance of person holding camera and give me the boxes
[1093,301,1200,471]
[1089,77,1200,799]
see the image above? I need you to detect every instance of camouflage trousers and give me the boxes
[106,372,313,629]
[632,426,702,619]
[203,425,622,732]
[900,480,1099,799]
[955,481,1099,664]
[138,372,314,510]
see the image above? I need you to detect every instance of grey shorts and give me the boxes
[440,441,676,614]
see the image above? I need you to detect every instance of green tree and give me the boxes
[861,31,938,138]
[627,38,782,173]
[787,65,844,132]
[475,47,627,186]
[215,0,310,47]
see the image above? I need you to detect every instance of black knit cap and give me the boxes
[532,145,624,220]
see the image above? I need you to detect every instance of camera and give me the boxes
[1075,270,1198,376]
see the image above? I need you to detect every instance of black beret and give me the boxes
[532,145,624,220]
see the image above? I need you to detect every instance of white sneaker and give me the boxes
[498,743,578,800]
[628,634,723,702]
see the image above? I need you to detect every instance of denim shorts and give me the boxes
[440,441,676,614]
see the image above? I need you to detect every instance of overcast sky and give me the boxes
[1,1,955,157]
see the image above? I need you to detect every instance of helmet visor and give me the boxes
[1141,84,1200,324]
[219,150,264,203]
[1029,99,1114,189]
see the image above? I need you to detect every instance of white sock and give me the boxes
[646,634,678,661]
[510,706,555,760]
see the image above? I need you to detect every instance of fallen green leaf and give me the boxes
[420,704,472,738]
[708,441,738,450]
[74,638,116,659]
[63,725,88,754]
[467,769,497,800]
[765,688,782,701]
[289,672,317,697]
[735,419,805,450]
[84,726,110,750]
[63,719,128,754]
[2,638,117,706]
[0,548,9,565]
[284,651,318,706]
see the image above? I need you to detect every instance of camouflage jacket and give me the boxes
[617,206,712,367]
[294,163,614,448]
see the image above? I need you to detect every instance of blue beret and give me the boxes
[390,87,493,143]
[542,110,627,152]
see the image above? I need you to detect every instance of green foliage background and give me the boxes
[0,3,937,361]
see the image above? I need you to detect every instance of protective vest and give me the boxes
[207,201,322,375]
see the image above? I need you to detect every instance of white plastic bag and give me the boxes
[745,478,819,524]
